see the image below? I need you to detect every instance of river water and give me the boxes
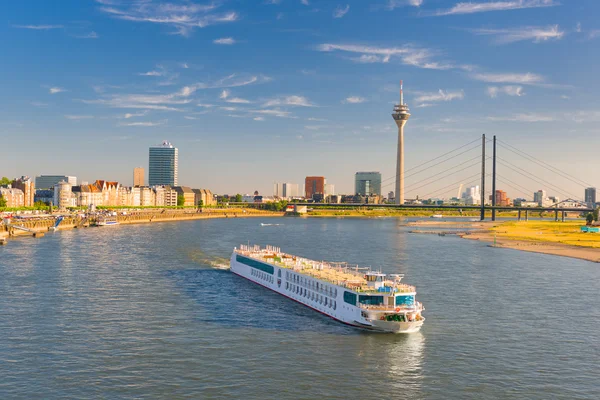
[0,217,598,399]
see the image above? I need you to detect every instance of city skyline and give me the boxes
[1,0,600,198]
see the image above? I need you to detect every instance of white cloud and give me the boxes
[65,115,94,120]
[487,113,554,122]
[471,72,544,85]
[214,37,236,45]
[250,109,293,118]
[317,43,457,70]
[333,4,350,18]
[414,89,464,102]
[13,24,64,30]
[197,103,215,108]
[96,1,238,36]
[343,96,366,104]
[470,25,564,44]
[220,89,230,99]
[385,0,424,9]
[184,116,198,120]
[119,120,167,127]
[433,0,558,16]
[124,111,148,118]
[49,87,66,94]
[589,30,600,39]
[253,116,265,121]
[139,70,164,77]
[263,95,315,107]
[486,86,525,97]
[31,102,48,107]
[416,103,436,108]
[301,0,310,5]
[307,117,327,121]
[181,63,189,69]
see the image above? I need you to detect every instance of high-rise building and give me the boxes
[355,172,382,196]
[392,81,410,205]
[585,187,596,207]
[491,190,511,207]
[149,141,178,186]
[325,183,335,196]
[133,167,144,187]
[534,190,547,206]
[35,175,77,189]
[305,176,325,199]
[462,185,480,205]
[274,182,300,198]
[11,176,35,207]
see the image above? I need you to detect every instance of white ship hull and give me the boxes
[230,252,423,333]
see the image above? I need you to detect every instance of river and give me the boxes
[0,217,598,399]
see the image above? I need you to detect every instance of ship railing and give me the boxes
[359,303,423,312]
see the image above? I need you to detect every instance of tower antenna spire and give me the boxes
[400,80,403,105]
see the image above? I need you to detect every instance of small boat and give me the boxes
[430,214,443,219]
[95,216,119,226]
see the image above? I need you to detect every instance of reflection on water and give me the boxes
[1,217,599,399]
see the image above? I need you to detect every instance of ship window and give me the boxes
[395,295,415,306]
[359,295,384,306]
[343,291,357,306]
[236,255,274,275]
[333,301,337,310]
[324,298,328,306]
[286,282,289,290]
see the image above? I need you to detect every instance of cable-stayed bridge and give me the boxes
[294,135,596,220]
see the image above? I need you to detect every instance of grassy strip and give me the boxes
[491,221,600,248]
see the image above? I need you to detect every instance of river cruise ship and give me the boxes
[230,245,424,333]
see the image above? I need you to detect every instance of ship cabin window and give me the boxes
[343,291,357,306]
[365,274,383,283]
[324,298,328,306]
[236,255,274,275]
[395,295,415,306]
[359,295,384,306]
[278,270,281,277]
[333,301,337,310]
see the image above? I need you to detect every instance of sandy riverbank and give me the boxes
[453,220,599,263]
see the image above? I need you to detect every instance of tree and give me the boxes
[234,194,243,203]
[0,197,6,208]
[0,177,11,186]
[586,213,594,225]
[594,207,599,222]
[177,195,185,206]
[197,200,204,207]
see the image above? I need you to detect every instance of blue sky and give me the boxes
[1,0,599,200]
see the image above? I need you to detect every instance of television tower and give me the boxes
[392,80,411,205]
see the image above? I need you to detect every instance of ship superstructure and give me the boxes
[230,245,424,333]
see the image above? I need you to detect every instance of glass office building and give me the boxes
[355,172,382,196]
[149,141,178,186]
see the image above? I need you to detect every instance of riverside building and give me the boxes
[149,141,178,187]
[355,172,382,196]
[36,175,77,189]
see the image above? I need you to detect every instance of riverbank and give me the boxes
[0,208,284,242]
[461,220,600,263]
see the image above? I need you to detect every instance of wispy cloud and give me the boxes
[119,120,167,127]
[31,102,48,107]
[123,111,148,119]
[470,25,564,44]
[220,89,251,103]
[49,87,66,94]
[487,113,554,122]
[471,72,544,85]
[487,86,525,97]
[317,43,460,70]
[432,0,558,16]
[333,4,350,18]
[139,70,164,77]
[74,31,99,39]
[343,96,366,104]
[414,90,464,102]
[589,30,600,39]
[65,115,94,120]
[253,116,265,121]
[96,1,238,36]
[380,0,424,9]
[214,37,236,45]
[13,24,64,30]
[250,109,294,118]
[263,95,315,107]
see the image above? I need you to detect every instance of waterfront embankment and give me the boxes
[1,208,284,241]
[460,220,600,263]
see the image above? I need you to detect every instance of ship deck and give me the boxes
[235,247,416,294]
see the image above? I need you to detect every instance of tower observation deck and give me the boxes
[392,81,411,205]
